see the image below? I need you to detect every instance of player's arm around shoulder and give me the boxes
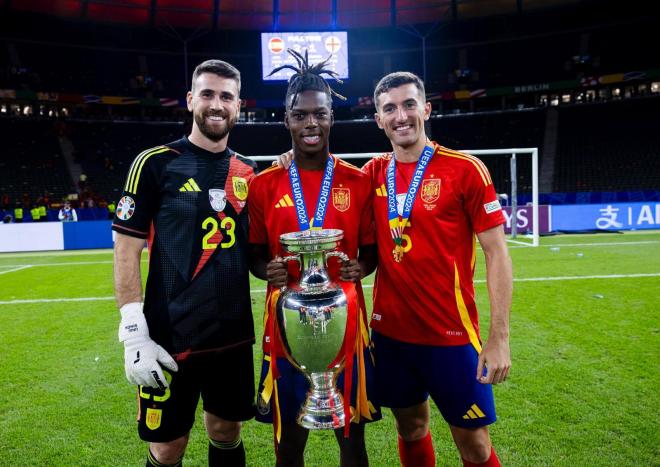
[476,225,512,385]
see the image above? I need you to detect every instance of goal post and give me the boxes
[462,148,539,247]
[250,147,540,247]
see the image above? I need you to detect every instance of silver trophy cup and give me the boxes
[277,229,349,430]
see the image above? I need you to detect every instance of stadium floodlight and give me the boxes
[251,147,539,247]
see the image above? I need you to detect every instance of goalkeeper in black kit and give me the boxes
[113,59,256,467]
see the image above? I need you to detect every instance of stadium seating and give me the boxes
[0,118,73,204]
[554,98,660,192]
[64,121,184,203]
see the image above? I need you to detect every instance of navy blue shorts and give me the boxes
[371,331,496,428]
[256,349,381,425]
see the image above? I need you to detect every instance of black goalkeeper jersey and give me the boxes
[112,137,256,357]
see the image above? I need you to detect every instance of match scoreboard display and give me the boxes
[261,31,349,81]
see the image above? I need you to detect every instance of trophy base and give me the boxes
[297,384,345,430]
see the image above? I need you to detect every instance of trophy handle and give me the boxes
[279,255,301,292]
[325,251,349,264]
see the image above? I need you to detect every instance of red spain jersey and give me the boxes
[249,155,375,354]
[362,142,505,347]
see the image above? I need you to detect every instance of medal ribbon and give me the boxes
[386,144,435,247]
[288,155,335,231]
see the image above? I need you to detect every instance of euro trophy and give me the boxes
[277,229,349,429]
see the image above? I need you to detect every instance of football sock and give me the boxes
[208,436,245,467]
[145,449,183,467]
[397,431,436,467]
[462,446,501,467]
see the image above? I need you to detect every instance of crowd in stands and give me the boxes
[1,96,659,224]
[554,98,660,192]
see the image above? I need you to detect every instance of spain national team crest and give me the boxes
[332,188,350,212]
[209,189,227,212]
[421,179,441,203]
[232,176,248,201]
[116,196,135,220]
[145,408,162,430]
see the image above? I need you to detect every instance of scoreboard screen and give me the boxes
[261,31,349,81]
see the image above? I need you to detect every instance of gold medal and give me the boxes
[392,244,404,263]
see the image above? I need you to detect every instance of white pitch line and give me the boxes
[0,260,148,268]
[0,249,114,258]
[0,265,33,275]
[507,272,660,282]
[1,272,658,305]
[2,239,658,267]
[507,240,660,249]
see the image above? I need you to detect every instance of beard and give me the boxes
[194,111,236,142]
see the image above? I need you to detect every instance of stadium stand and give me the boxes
[0,118,73,204]
[1,0,658,211]
[63,121,184,203]
[554,97,660,192]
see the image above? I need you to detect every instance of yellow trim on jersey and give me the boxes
[256,164,281,177]
[440,148,492,186]
[454,262,482,353]
[125,146,170,194]
[337,158,362,173]
[440,146,492,178]
[471,234,477,271]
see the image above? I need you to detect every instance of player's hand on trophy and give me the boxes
[266,257,289,288]
[476,337,511,385]
[339,258,361,282]
[118,302,178,389]
[272,149,293,169]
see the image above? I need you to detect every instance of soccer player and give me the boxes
[248,50,380,467]
[113,60,256,467]
[362,71,512,467]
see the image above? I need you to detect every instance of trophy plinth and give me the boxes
[277,229,349,430]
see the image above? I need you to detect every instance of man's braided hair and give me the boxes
[268,48,346,109]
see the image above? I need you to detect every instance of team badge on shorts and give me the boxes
[145,408,162,430]
[232,177,248,201]
[332,187,350,212]
[421,178,441,203]
[116,196,135,220]
[209,189,227,212]
[257,394,271,415]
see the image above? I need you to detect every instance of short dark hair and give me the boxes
[191,60,241,93]
[269,49,346,110]
[373,71,426,109]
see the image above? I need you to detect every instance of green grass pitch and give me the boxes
[1,231,659,466]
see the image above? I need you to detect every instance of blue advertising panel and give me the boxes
[552,202,660,231]
[261,31,348,81]
[63,220,114,250]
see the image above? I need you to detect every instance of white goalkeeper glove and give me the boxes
[118,302,178,389]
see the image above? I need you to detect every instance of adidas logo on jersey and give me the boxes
[179,178,201,192]
[462,403,486,420]
[374,184,387,197]
[275,194,294,208]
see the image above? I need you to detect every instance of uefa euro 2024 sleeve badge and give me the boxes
[116,196,135,220]
[209,189,227,212]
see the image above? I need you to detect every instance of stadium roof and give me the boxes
[10,0,585,30]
